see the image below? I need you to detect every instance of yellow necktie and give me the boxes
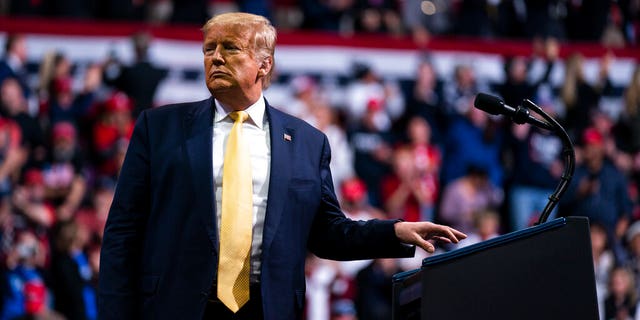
[217,111,252,312]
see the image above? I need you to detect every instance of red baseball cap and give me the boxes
[582,127,603,146]
[104,92,132,113]
[52,121,76,141]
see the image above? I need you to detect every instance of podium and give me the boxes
[392,217,599,320]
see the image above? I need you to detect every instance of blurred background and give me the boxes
[0,1,640,319]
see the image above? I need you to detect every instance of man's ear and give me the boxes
[258,56,273,76]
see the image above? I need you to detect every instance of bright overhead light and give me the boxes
[421,1,436,15]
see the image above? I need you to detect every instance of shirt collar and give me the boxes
[214,94,266,129]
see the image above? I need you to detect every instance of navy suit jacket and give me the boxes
[98,97,415,320]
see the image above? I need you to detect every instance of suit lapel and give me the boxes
[262,103,294,256]
[184,97,217,251]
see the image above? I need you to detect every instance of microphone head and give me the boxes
[474,93,505,115]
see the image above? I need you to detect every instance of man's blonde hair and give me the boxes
[202,12,276,88]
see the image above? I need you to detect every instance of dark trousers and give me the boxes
[203,285,263,319]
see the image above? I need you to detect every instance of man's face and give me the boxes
[203,23,263,99]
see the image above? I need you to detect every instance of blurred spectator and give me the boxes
[170,0,209,24]
[37,51,72,110]
[354,258,399,320]
[353,0,403,35]
[0,230,51,320]
[313,105,355,191]
[563,128,632,263]
[0,34,31,101]
[621,66,640,154]
[565,1,612,42]
[495,54,553,110]
[381,146,434,222]
[51,220,97,320]
[403,59,445,143]
[12,169,56,229]
[593,222,615,320]
[281,75,323,124]
[402,0,452,45]
[97,0,147,20]
[527,37,562,113]
[75,178,115,241]
[605,267,637,320]
[494,0,526,38]
[454,0,495,37]
[0,111,26,200]
[1,77,47,168]
[43,122,87,222]
[590,109,634,174]
[632,153,640,218]
[301,0,355,32]
[439,165,503,234]
[619,0,640,45]
[523,0,567,39]
[238,0,273,20]
[560,52,614,138]
[456,209,501,248]
[0,34,38,118]
[103,32,168,117]
[344,62,404,125]
[348,94,394,207]
[382,117,439,222]
[624,221,640,306]
[91,92,134,179]
[507,118,563,231]
[406,116,440,199]
[45,64,101,127]
[440,105,504,188]
[329,267,357,309]
[0,189,13,262]
[305,254,337,320]
[340,177,385,220]
[443,64,489,117]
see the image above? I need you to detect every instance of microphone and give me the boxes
[474,93,553,131]
[474,92,576,225]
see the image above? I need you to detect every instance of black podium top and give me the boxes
[393,217,599,320]
[422,217,567,267]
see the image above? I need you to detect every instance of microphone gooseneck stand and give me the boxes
[519,99,576,225]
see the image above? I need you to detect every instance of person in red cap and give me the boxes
[92,92,134,178]
[563,127,633,262]
[41,121,86,222]
[12,168,56,228]
[45,63,101,126]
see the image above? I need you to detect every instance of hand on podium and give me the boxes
[394,221,467,253]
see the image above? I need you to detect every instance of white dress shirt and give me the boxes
[213,95,271,282]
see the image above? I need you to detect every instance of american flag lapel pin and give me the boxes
[283,133,292,141]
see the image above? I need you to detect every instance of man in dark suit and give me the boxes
[98,12,466,320]
[104,31,168,117]
[0,34,31,102]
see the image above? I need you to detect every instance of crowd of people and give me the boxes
[0,8,639,320]
[2,0,640,46]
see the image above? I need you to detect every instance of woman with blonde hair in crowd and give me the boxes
[622,66,640,154]
[605,267,637,320]
[560,52,613,138]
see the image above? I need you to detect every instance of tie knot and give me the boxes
[229,111,249,123]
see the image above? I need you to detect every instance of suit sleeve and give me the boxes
[98,111,151,319]
[307,135,415,260]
